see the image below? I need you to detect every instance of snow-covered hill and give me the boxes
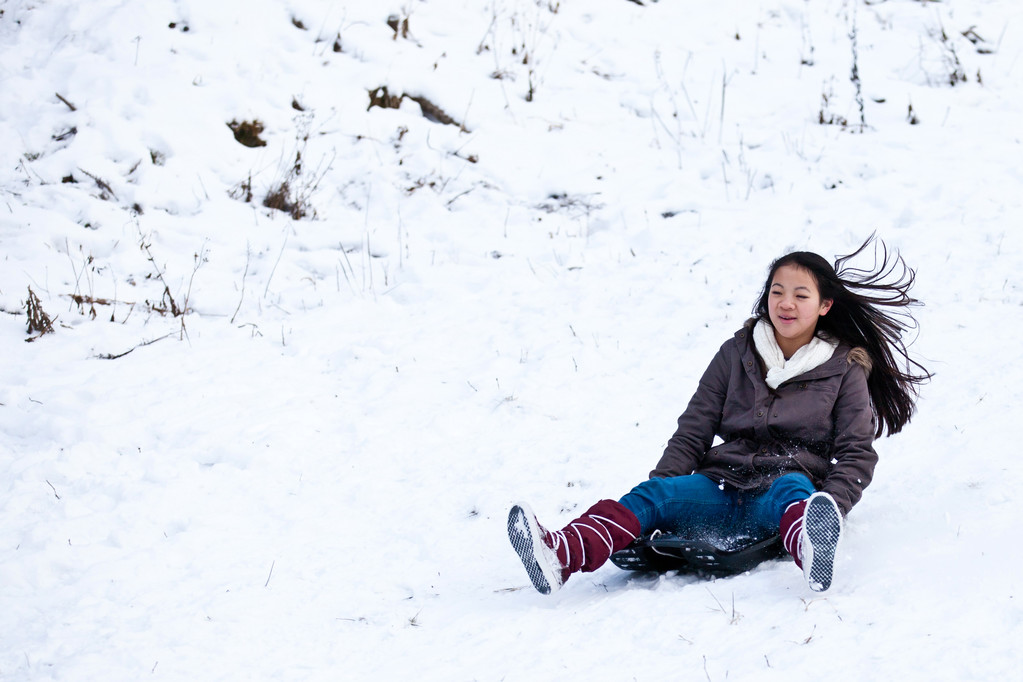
[2,1,1021,679]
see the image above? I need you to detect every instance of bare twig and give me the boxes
[231,243,251,324]
[136,225,181,317]
[337,245,357,295]
[848,3,866,131]
[94,332,175,360]
[179,243,208,339]
[55,92,77,111]
[78,167,117,201]
[264,233,289,298]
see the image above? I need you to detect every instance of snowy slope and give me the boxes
[2,0,1022,679]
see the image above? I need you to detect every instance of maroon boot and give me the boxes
[507,499,641,595]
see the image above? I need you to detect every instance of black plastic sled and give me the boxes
[610,531,787,577]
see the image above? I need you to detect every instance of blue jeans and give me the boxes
[618,472,815,541]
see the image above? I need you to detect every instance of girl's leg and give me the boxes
[507,498,640,595]
[618,474,736,535]
[751,472,842,592]
[744,472,817,536]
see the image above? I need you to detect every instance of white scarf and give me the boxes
[753,319,838,389]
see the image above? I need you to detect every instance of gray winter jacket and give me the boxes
[650,323,878,516]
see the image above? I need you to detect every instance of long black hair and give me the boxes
[753,235,932,438]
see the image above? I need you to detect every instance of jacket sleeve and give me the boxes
[649,343,731,479]
[821,361,879,516]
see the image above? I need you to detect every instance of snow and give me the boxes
[1,0,1021,679]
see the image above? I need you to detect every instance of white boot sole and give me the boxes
[507,503,564,595]
[802,493,843,592]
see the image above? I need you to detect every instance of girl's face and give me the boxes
[768,264,833,357]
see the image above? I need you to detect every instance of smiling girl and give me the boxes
[508,236,931,594]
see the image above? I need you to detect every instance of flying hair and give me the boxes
[753,234,932,438]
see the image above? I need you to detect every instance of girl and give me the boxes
[507,237,931,594]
